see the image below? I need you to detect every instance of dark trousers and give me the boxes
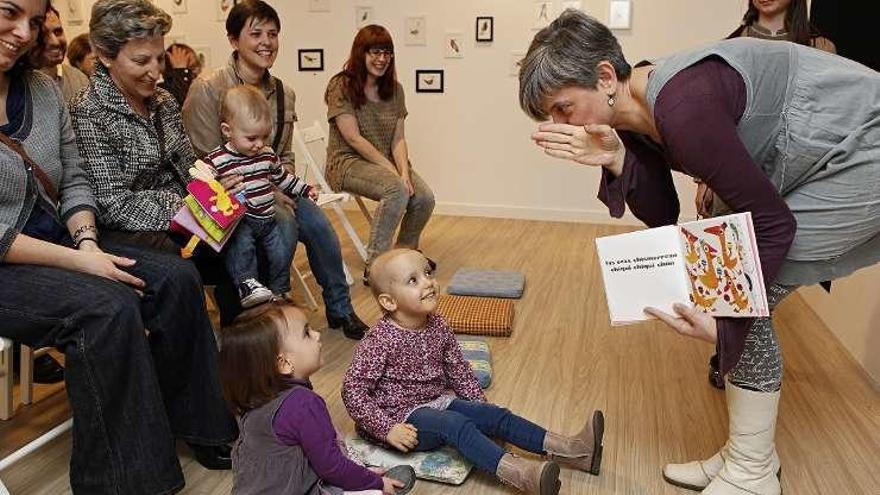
[407,399,547,474]
[0,240,237,494]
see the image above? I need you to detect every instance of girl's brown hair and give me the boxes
[325,24,396,110]
[727,0,823,47]
[219,303,290,415]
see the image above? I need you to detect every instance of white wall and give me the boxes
[57,0,747,225]
[799,266,880,386]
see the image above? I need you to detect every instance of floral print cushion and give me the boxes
[345,435,472,485]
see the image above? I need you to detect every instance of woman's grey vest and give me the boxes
[232,387,320,495]
[646,38,880,286]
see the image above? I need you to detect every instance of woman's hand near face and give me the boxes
[532,123,626,176]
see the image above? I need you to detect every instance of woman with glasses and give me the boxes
[324,25,435,283]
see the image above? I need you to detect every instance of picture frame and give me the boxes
[66,0,84,25]
[444,32,463,59]
[533,1,553,30]
[404,15,427,46]
[415,70,444,93]
[308,0,330,13]
[171,0,188,15]
[215,0,235,22]
[475,16,493,42]
[356,6,374,28]
[298,49,325,72]
[193,45,213,72]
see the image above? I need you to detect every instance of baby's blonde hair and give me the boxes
[220,84,272,127]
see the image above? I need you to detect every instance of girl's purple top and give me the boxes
[273,378,383,491]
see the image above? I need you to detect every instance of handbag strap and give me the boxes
[0,131,59,204]
[272,76,285,153]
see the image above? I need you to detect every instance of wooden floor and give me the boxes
[2,214,879,494]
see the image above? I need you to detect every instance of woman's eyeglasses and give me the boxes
[367,48,394,59]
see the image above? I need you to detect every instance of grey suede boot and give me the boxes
[495,453,561,495]
[543,410,604,475]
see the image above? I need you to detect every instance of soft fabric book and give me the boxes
[595,212,768,326]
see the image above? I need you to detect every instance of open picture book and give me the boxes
[595,212,769,326]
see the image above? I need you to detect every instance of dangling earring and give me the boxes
[607,94,616,107]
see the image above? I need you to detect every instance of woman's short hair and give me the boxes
[89,0,171,60]
[67,33,92,70]
[519,9,631,121]
[218,303,291,415]
[220,84,271,126]
[225,0,281,39]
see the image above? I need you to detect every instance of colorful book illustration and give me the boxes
[170,176,245,256]
[595,213,768,326]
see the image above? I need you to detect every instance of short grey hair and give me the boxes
[89,0,172,60]
[519,9,631,121]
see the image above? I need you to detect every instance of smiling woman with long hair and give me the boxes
[324,25,435,283]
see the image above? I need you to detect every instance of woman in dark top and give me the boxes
[0,0,235,492]
[519,9,880,495]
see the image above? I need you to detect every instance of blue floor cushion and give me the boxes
[345,435,472,485]
[457,336,492,389]
[447,268,525,298]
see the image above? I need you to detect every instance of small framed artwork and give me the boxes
[298,49,324,72]
[308,0,330,12]
[533,1,554,30]
[356,6,373,28]
[193,46,213,72]
[475,16,493,42]
[215,0,235,22]
[66,0,84,25]
[171,0,187,15]
[444,32,463,59]
[404,16,427,46]
[415,70,444,93]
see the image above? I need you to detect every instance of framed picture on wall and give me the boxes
[193,46,213,72]
[308,0,330,12]
[66,0,84,25]
[415,70,444,93]
[298,49,325,71]
[533,1,553,30]
[475,16,493,42]
[215,0,235,22]
[356,6,373,28]
[404,16,427,46]
[444,32,463,58]
[171,0,188,14]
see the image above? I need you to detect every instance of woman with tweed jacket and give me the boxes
[0,0,236,493]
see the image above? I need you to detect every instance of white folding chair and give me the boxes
[290,121,371,309]
[0,337,73,494]
[293,120,370,263]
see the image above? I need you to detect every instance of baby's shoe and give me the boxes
[238,278,273,308]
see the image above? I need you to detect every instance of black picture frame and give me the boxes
[475,16,494,42]
[297,48,324,72]
[415,70,444,93]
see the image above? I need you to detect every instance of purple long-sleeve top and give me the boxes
[598,58,796,373]
[342,314,486,444]
[273,379,383,491]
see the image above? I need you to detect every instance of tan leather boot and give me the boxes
[543,410,604,475]
[495,453,561,494]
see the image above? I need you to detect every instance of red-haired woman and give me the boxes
[324,25,435,282]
